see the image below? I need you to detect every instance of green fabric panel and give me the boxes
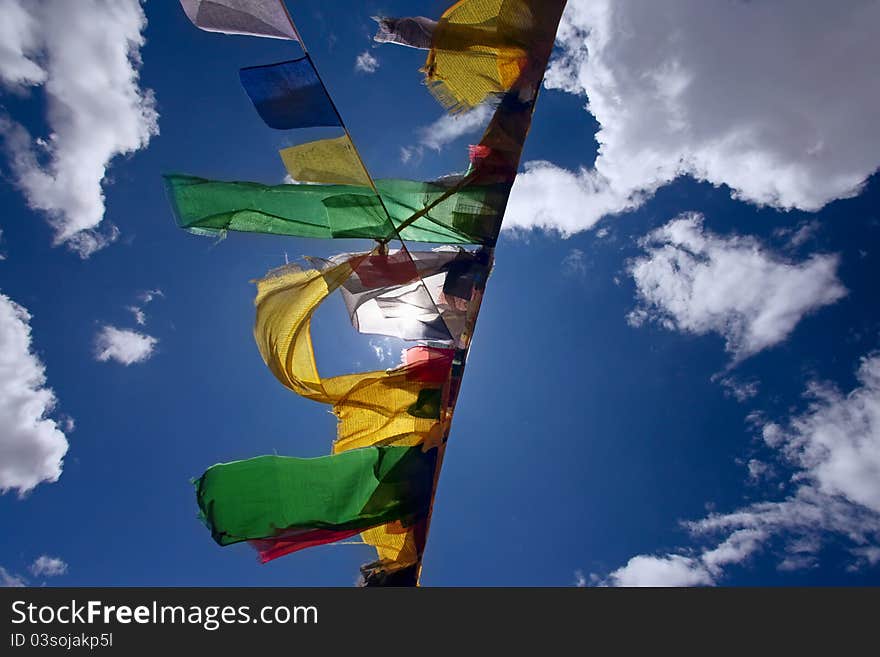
[407,388,443,419]
[323,193,396,239]
[164,174,507,244]
[195,445,437,547]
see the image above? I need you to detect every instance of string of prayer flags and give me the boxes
[171,0,569,586]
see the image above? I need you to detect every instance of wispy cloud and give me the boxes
[561,249,587,277]
[717,376,760,403]
[419,105,492,152]
[0,566,26,587]
[94,325,157,366]
[774,220,821,250]
[126,288,163,326]
[0,0,158,257]
[354,50,379,74]
[595,351,880,585]
[127,306,146,326]
[30,555,67,577]
[0,293,69,496]
[138,289,163,305]
[401,105,492,164]
[369,338,395,364]
[627,213,846,364]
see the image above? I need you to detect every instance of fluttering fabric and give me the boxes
[336,249,484,343]
[372,16,437,49]
[195,446,438,562]
[251,254,463,433]
[164,174,508,244]
[280,135,371,186]
[376,0,567,113]
[173,0,568,587]
[251,255,468,578]
[179,0,298,40]
[240,57,340,130]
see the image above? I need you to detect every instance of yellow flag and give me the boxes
[279,135,371,186]
[423,0,566,112]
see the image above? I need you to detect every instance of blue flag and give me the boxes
[239,56,340,130]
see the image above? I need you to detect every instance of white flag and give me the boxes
[338,250,483,343]
[180,0,298,41]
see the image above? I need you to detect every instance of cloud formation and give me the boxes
[30,555,67,577]
[627,213,846,363]
[718,376,760,403]
[561,248,587,277]
[0,293,69,496]
[354,50,379,74]
[0,566,26,587]
[401,105,492,165]
[126,287,163,327]
[506,0,880,234]
[596,352,880,585]
[94,325,157,366]
[0,0,158,257]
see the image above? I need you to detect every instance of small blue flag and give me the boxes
[239,56,340,130]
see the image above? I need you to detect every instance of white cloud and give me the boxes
[30,555,67,577]
[0,0,45,89]
[775,221,821,249]
[0,566,26,587]
[573,570,587,587]
[401,105,492,165]
[747,459,771,484]
[138,288,163,305]
[0,227,6,259]
[0,0,158,257]
[125,289,162,326]
[596,352,880,585]
[94,325,157,365]
[506,163,641,235]
[0,293,69,496]
[354,50,379,74]
[506,0,880,234]
[628,213,846,363]
[561,248,586,277]
[718,376,760,403]
[419,105,492,152]
[368,338,394,364]
[601,555,713,587]
[127,306,146,326]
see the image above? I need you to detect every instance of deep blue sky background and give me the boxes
[1,0,879,586]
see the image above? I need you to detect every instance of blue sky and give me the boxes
[1,0,879,587]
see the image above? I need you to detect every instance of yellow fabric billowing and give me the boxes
[253,257,444,449]
[334,380,446,452]
[360,521,421,569]
[424,0,531,112]
[253,256,447,573]
[279,135,371,187]
[253,258,358,402]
